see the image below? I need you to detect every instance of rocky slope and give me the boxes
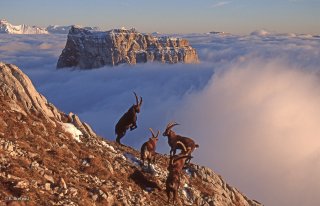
[0,19,49,34]
[57,27,199,69]
[0,62,262,205]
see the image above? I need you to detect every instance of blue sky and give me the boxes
[1,0,319,34]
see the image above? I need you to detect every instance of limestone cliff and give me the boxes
[57,27,199,69]
[0,62,262,206]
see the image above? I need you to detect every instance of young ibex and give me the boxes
[166,154,193,205]
[115,92,142,144]
[140,128,159,169]
[163,122,199,156]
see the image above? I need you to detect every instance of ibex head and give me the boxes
[163,122,179,137]
[133,92,143,113]
[149,128,160,142]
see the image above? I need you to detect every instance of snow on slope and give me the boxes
[47,25,100,34]
[0,19,48,34]
[0,19,100,34]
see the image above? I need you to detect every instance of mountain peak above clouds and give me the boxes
[0,19,49,34]
[56,26,199,69]
[0,19,100,34]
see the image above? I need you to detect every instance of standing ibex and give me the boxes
[115,92,142,144]
[166,154,193,205]
[140,128,159,169]
[166,168,181,205]
[163,122,199,156]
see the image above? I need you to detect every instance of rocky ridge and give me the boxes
[0,19,48,35]
[0,62,262,205]
[57,26,199,69]
[46,25,100,35]
[0,19,99,35]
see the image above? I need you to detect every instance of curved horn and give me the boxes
[166,121,174,129]
[149,128,156,137]
[168,122,179,130]
[139,96,143,106]
[156,130,160,137]
[133,92,139,105]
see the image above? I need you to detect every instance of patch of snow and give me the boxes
[182,184,194,205]
[102,141,117,153]
[145,187,154,192]
[148,164,160,175]
[184,168,193,176]
[82,159,90,166]
[124,152,142,166]
[61,123,82,142]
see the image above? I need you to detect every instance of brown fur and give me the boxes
[168,154,193,173]
[166,169,181,205]
[163,122,199,156]
[140,128,159,169]
[115,92,142,144]
[165,154,193,204]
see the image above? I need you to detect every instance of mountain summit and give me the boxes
[0,19,99,34]
[0,62,261,205]
[57,26,199,69]
[0,19,49,34]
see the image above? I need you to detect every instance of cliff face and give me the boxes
[0,62,261,206]
[57,27,199,69]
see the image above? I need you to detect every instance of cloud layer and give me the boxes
[1,32,320,205]
[177,59,320,205]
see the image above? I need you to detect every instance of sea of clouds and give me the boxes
[1,31,320,206]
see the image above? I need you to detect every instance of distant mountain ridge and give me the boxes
[46,25,100,34]
[0,19,48,34]
[0,19,99,34]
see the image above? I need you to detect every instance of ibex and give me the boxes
[115,92,142,144]
[166,169,180,205]
[140,128,159,169]
[163,122,199,156]
[168,154,193,173]
[166,154,193,205]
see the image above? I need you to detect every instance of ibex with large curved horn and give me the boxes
[140,128,159,169]
[163,121,199,156]
[166,153,193,204]
[115,92,142,144]
[168,153,193,174]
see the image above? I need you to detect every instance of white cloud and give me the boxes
[210,1,231,8]
[176,59,320,206]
